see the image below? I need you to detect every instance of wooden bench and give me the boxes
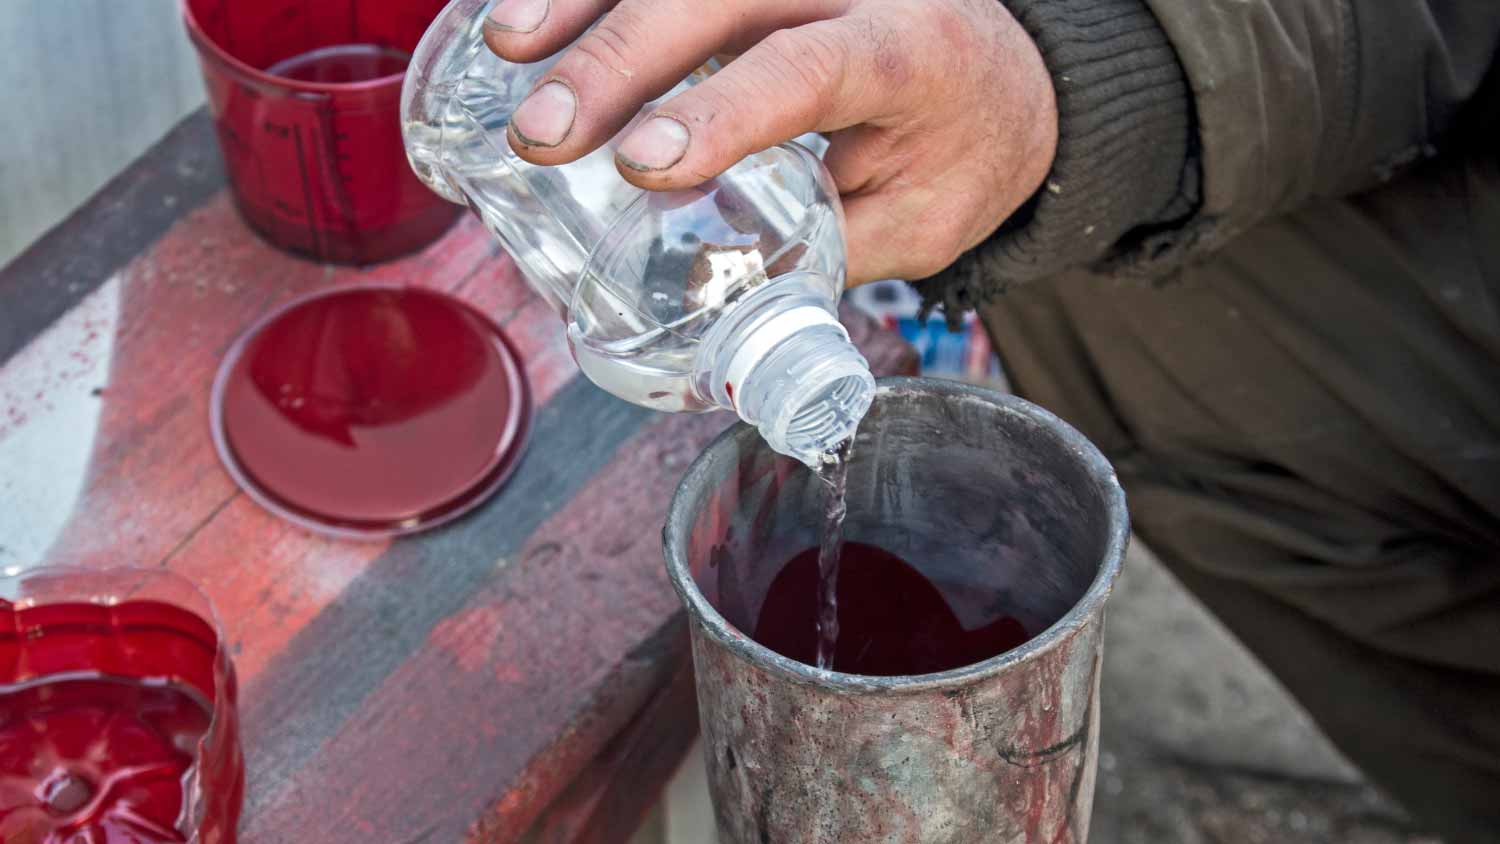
[0,111,917,844]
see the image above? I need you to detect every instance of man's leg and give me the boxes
[979,149,1500,842]
[1123,476,1500,844]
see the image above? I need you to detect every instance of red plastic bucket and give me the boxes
[182,0,460,263]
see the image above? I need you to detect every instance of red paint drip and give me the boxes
[752,542,1031,676]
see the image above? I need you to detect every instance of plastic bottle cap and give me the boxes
[721,305,846,411]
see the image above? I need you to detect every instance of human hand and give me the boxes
[482,0,1057,285]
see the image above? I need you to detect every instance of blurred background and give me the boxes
[0,1,201,266]
[0,3,1441,842]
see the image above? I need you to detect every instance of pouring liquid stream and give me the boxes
[812,435,855,670]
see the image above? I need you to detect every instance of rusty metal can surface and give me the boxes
[664,377,1128,843]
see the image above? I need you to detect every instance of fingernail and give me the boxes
[617,117,690,171]
[485,0,549,33]
[511,81,575,147]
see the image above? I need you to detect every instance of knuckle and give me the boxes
[855,15,912,89]
[668,83,750,167]
[685,82,740,127]
[920,2,985,78]
[567,14,645,80]
[758,27,847,112]
[928,1,980,50]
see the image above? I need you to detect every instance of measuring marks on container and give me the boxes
[209,45,413,262]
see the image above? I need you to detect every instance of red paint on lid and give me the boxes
[212,286,531,536]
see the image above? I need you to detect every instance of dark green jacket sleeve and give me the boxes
[922,0,1500,315]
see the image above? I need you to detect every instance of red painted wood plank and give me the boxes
[237,405,727,843]
[512,652,699,844]
[231,321,915,844]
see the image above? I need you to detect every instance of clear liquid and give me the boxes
[429,119,716,414]
[408,76,845,415]
[404,55,871,462]
[570,329,707,412]
[813,436,855,669]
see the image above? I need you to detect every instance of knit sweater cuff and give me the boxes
[920,0,1196,316]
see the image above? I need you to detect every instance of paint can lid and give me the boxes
[210,285,531,538]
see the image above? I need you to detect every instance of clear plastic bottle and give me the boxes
[400,0,874,465]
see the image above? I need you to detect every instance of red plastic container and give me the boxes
[0,567,242,844]
[182,0,459,263]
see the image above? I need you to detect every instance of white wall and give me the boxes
[0,1,204,266]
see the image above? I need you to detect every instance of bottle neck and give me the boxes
[699,291,875,466]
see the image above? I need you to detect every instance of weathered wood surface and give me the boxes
[0,111,919,843]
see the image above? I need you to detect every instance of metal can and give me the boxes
[664,377,1128,843]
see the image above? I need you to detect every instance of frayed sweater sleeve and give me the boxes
[919,0,1196,318]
